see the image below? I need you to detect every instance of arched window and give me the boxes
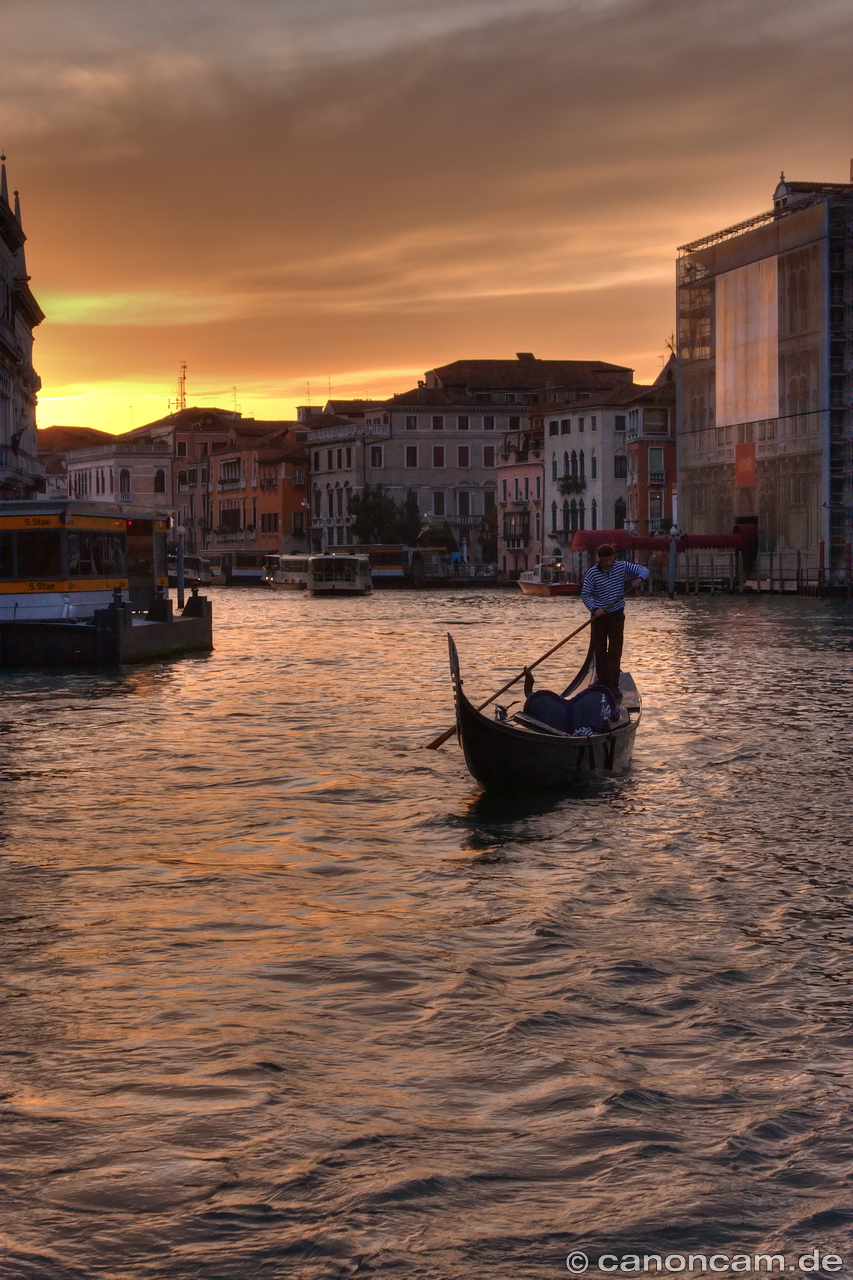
[563,451,569,477]
[578,499,585,531]
[119,469,131,498]
[569,499,578,532]
[336,486,343,518]
[326,487,334,518]
[614,498,627,530]
[579,450,585,481]
[551,501,558,533]
[571,450,578,479]
[551,455,557,482]
[535,512,541,542]
[177,470,187,487]
[562,500,570,534]
[591,498,598,530]
[313,487,321,518]
[154,468,166,494]
[591,452,597,480]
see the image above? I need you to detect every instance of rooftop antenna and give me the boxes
[177,361,187,412]
[232,385,237,413]
[307,380,312,407]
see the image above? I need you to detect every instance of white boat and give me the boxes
[262,553,373,596]
[307,554,373,596]
[262,555,311,590]
[518,560,581,597]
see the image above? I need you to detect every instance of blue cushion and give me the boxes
[523,683,618,734]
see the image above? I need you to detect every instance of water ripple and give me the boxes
[1,591,851,1279]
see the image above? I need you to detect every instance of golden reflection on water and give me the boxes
[2,590,852,1279]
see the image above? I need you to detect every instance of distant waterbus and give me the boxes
[262,555,312,590]
[201,551,267,585]
[167,555,213,587]
[327,545,423,587]
[306,553,372,596]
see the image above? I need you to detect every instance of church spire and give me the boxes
[14,189,21,223]
[0,154,8,205]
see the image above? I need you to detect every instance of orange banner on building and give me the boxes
[735,441,756,487]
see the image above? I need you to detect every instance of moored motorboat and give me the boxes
[517,560,581,596]
[447,633,640,788]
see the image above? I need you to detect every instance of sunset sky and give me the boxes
[4,0,852,434]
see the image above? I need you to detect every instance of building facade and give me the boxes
[205,433,309,556]
[677,168,853,578]
[0,159,45,499]
[58,407,309,557]
[621,367,676,536]
[309,355,634,561]
[494,381,648,578]
[66,439,174,510]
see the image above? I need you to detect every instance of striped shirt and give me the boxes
[581,559,649,614]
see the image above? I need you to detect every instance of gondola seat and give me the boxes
[522,684,620,735]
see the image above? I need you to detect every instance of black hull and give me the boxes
[448,634,640,790]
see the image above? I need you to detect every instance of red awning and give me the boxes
[570,528,749,553]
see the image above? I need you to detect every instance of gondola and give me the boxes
[447,633,641,789]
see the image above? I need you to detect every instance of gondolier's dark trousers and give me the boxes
[590,608,624,694]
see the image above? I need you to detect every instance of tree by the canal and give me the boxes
[349,484,423,544]
[477,507,497,560]
[397,490,422,545]
[349,484,398,543]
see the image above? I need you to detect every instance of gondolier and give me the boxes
[581,544,648,699]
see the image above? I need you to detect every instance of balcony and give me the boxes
[504,536,529,549]
[119,492,132,503]
[259,478,279,490]
[648,471,666,484]
[558,477,586,495]
[218,477,243,491]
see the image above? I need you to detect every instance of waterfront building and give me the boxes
[205,430,309,556]
[37,426,115,499]
[309,355,633,561]
[618,363,676,537]
[677,166,853,581]
[0,158,45,499]
[53,408,307,557]
[497,421,546,577]
[65,434,175,513]
[496,366,668,576]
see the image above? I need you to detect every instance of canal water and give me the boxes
[2,590,852,1280]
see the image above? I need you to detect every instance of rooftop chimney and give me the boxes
[516,352,536,363]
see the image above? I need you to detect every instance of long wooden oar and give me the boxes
[426,617,592,750]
